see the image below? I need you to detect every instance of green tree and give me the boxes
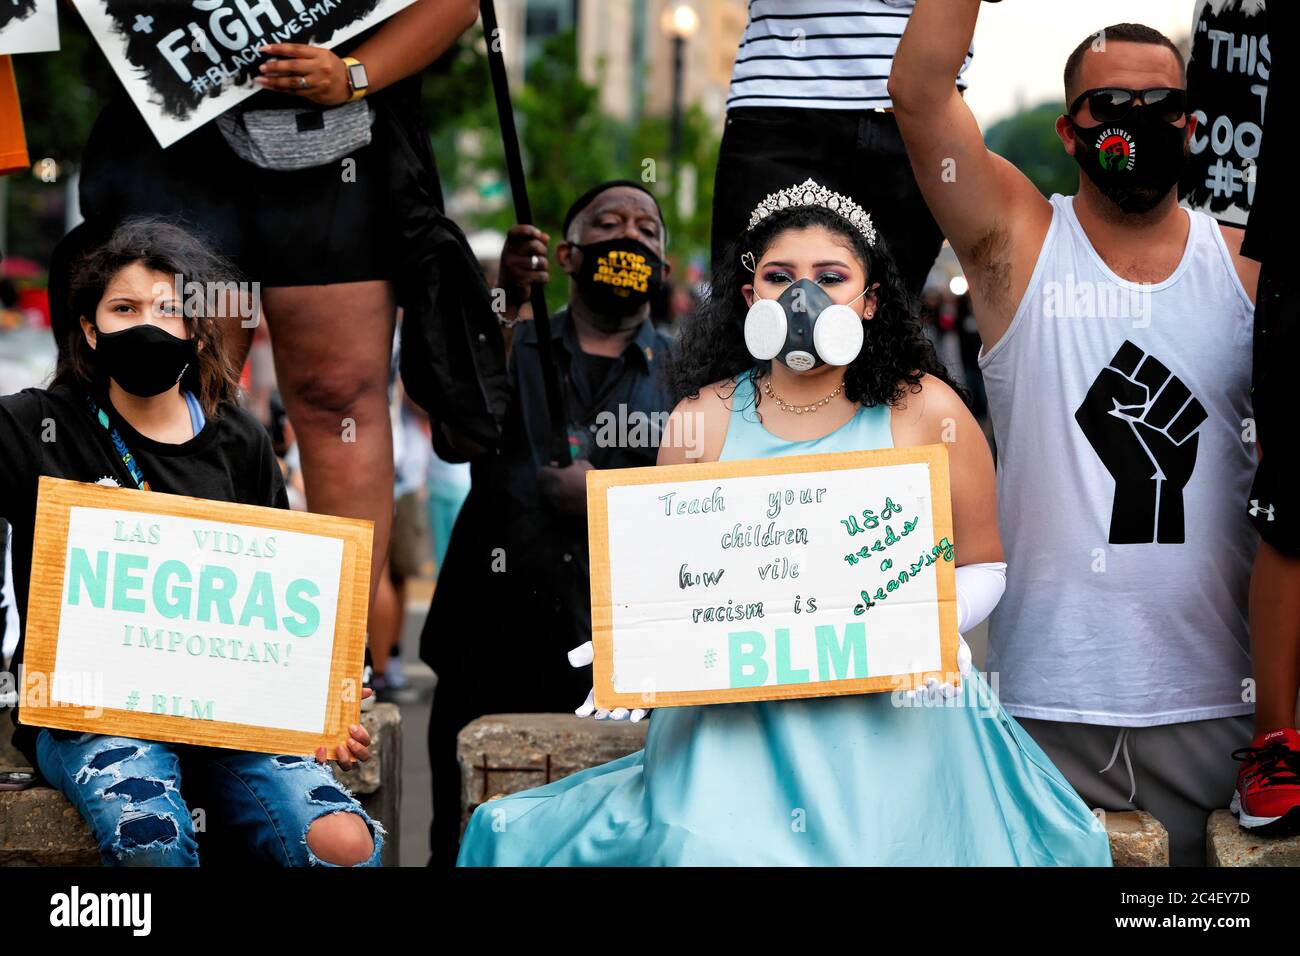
[626,102,717,267]
[422,28,719,312]
[7,16,115,262]
[4,23,720,299]
[984,101,1079,199]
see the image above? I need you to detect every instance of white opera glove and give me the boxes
[954,560,1007,637]
[568,641,649,722]
[904,561,1007,704]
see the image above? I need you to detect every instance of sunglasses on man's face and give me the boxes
[1068,87,1187,125]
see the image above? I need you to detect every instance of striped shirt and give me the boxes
[726,0,972,111]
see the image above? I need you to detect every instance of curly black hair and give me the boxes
[671,204,965,411]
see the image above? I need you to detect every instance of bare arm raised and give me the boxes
[889,0,1052,348]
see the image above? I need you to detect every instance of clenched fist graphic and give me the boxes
[1074,340,1207,544]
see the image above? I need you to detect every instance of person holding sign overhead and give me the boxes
[61,0,482,663]
[0,220,381,866]
[456,184,1112,866]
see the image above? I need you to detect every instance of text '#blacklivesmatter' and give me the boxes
[101,0,385,119]
[0,0,39,32]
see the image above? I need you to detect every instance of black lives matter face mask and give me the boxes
[1069,107,1188,214]
[572,238,665,318]
[92,323,198,398]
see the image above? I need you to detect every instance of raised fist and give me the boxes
[1074,340,1207,544]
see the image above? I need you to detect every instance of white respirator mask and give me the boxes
[744,276,869,371]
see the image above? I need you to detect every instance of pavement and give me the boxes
[391,581,437,867]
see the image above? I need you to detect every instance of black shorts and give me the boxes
[710,107,944,300]
[1249,266,1299,555]
[77,91,410,288]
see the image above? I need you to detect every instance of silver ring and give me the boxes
[299,76,309,89]
[531,255,541,271]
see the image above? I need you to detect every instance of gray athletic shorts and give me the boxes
[1016,714,1253,866]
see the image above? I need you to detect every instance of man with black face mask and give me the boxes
[892,6,1262,865]
[419,181,675,865]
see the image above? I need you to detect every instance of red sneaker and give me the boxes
[1231,728,1300,835]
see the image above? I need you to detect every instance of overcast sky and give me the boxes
[964,0,1196,128]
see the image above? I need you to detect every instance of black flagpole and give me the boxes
[480,0,571,465]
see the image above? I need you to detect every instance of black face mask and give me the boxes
[1069,106,1188,214]
[572,238,665,318]
[92,323,198,398]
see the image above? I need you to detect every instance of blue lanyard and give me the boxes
[87,395,150,491]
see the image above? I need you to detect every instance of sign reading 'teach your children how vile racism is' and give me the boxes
[19,477,373,755]
[72,0,419,147]
[586,445,960,710]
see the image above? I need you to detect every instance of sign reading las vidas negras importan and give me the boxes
[587,445,960,710]
[20,477,372,755]
[73,0,419,147]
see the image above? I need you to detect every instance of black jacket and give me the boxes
[419,309,674,710]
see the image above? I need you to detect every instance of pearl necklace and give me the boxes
[762,376,844,414]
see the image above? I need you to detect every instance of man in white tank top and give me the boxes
[892,4,1262,864]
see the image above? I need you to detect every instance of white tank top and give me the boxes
[979,194,1256,727]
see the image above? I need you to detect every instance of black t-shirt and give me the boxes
[1239,3,1299,554]
[571,350,619,402]
[0,383,287,767]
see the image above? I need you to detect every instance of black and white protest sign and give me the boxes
[0,0,59,54]
[1182,0,1269,226]
[73,0,418,148]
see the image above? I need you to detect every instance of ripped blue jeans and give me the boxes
[35,729,384,867]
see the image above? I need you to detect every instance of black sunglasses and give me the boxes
[1068,87,1187,125]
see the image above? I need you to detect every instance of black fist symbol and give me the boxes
[1075,341,1207,544]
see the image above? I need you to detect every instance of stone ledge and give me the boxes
[1207,809,1300,866]
[333,703,400,797]
[457,713,648,832]
[0,786,99,867]
[0,703,401,867]
[1102,810,1168,867]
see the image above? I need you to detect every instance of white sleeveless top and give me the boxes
[979,194,1256,727]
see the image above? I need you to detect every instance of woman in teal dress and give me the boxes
[457,183,1113,866]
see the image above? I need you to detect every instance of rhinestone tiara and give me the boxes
[746,178,876,247]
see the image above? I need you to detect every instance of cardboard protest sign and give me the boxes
[20,477,373,755]
[72,0,419,147]
[1182,0,1269,226]
[587,445,959,709]
[0,0,59,54]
